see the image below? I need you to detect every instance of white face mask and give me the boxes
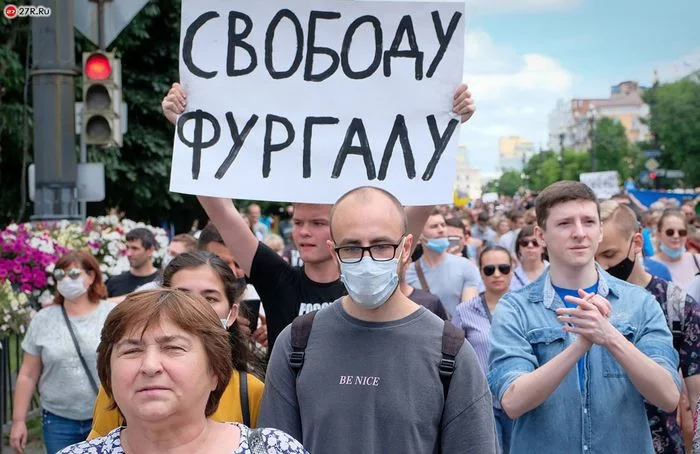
[57,278,88,300]
[339,252,401,310]
[220,308,233,329]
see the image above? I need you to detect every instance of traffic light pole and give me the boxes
[31,0,80,221]
[79,126,88,221]
[97,0,106,49]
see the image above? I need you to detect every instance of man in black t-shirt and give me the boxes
[106,228,161,297]
[161,82,476,350]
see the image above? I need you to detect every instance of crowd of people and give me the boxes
[6,79,700,454]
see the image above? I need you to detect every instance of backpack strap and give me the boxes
[439,321,465,401]
[693,254,700,275]
[290,311,317,376]
[437,321,465,454]
[415,260,431,293]
[239,370,250,427]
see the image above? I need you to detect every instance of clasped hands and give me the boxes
[555,289,618,348]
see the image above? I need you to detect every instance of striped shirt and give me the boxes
[453,294,502,409]
[452,294,492,376]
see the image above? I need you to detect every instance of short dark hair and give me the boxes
[478,245,512,267]
[197,222,225,250]
[535,181,599,230]
[161,251,254,376]
[97,289,232,418]
[508,210,524,222]
[478,211,489,223]
[125,228,156,250]
[445,217,466,233]
[515,224,537,258]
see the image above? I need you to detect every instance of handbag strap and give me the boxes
[415,260,431,293]
[239,370,250,427]
[61,305,99,394]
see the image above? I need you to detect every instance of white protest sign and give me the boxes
[579,171,620,200]
[170,0,465,204]
[481,192,498,203]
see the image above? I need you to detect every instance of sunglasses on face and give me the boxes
[53,267,82,281]
[482,264,512,276]
[664,229,687,237]
[518,239,539,248]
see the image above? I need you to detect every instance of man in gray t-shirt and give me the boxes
[259,187,496,454]
[406,211,481,317]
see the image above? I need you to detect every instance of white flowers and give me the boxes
[0,280,36,338]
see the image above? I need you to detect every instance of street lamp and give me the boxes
[558,130,565,178]
[587,105,598,172]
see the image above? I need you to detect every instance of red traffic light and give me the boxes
[649,172,657,180]
[85,53,112,80]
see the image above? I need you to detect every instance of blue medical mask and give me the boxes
[659,243,685,259]
[425,237,450,253]
[340,256,401,310]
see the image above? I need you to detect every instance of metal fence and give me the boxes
[0,335,40,450]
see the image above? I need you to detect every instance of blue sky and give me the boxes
[457,0,700,173]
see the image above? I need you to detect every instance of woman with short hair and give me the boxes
[60,289,306,453]
[510,224,547,291]
[88,251,266,439]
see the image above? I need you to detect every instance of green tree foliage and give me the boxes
[522,149,592,191]
[0,1,32,225]
[496,170,523,197]
[522,151,559,191]
[78,0,204,230]
[591,117,643,180]
[482,179,498,195]
[0,0,208,230]
[644,79,700,187]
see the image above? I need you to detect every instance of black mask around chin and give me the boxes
[605,239,636,281]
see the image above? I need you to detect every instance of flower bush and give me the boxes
[0,280,36,337]
[0,217,168,335]
[0,280,37,338]
[0,223,66,305]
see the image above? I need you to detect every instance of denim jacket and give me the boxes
[487,265,681,454]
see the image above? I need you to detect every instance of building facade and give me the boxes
[498,136,535,171]
[549,81,652,152]
[454,146,484,201]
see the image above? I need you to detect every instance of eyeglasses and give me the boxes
[518,239,540,248]
[664,229,687,237]
[53,267,83,281]
[482,264,511,276]
[335,238,403,264]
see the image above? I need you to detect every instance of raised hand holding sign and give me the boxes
[169,0,467,204]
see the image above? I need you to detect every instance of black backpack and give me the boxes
[288,311,465,401]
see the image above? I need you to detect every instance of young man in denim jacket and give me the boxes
[488,181,681,454]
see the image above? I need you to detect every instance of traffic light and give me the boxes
[82,51,122,146]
